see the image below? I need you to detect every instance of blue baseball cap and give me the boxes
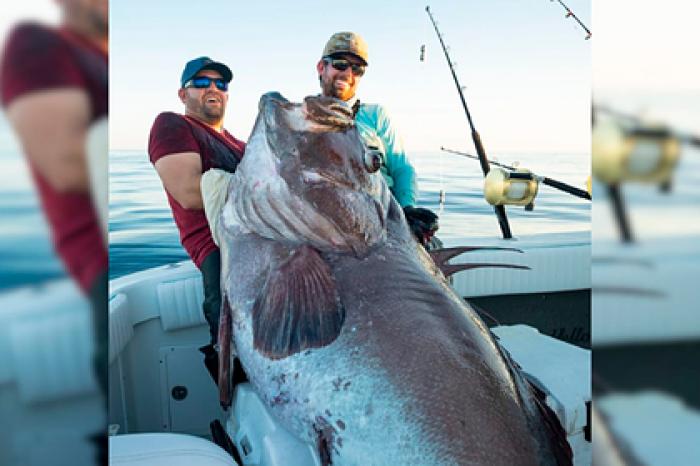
[180,56,233,87]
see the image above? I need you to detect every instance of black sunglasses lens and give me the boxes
[330,59,364,76]
[215,80,228,91]
[331,60,350,71]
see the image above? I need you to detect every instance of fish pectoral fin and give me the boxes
[252,245,345,359]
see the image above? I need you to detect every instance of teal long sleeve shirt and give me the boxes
[354,103,417,207]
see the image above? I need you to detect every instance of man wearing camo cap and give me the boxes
[317,31,439,247]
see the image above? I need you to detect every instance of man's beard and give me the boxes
[202,103,224,121]
[187,97,225,125]
[323,77,354,101]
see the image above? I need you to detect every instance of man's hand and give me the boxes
[403,206,439,247]
[154,151,204,209]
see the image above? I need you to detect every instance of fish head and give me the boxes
[234,92,391,254]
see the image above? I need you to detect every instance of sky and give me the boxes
[592,0,700,136]
[3,2,699,153]
[110,0,592,154]
[593,0,700,95]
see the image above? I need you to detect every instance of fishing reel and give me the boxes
[592,116,681,191]
[592,106,685,243]
[483,167,540,211]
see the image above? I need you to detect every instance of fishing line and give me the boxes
[417,16,445,212]
[439,147,445,213]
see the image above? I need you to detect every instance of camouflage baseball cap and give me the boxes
[322,32,368,65]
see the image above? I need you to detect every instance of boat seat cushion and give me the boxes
[109,433,237,465]
[157,277,206,332]
[9,296,96,403]
[109,293,133,364]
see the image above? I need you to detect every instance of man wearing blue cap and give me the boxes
[148,57,245,384]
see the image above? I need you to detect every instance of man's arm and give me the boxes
[5,88,91,193]
[375,105,418,207]
[154,151,204,209]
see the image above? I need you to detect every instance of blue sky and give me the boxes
[110,0,591,154]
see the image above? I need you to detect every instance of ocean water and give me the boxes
[0,146,590,288]
[108,149,591,280]
[0,150,65,290]
[0,107,591,291]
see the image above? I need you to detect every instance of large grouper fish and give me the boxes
[203,92,572,465]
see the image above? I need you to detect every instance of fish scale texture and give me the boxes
[218,93,571,466]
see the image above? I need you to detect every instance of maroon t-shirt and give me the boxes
[148,112,245,267]
[0,23,108,292]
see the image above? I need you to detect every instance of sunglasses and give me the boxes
[184,76,229,91]
[326,58,366,77]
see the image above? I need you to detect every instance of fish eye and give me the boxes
[364,146,383,173]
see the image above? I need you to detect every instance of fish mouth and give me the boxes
[260,93,354,134]
[260,92,289,107]
[260,92,298,136]
[301,96,354,129]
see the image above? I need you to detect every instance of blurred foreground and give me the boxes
[592,2,700,463]
[0,1,107,464]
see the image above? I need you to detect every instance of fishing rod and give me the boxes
[425,5,513,239]
[441,147,592,201]
[607,184,633,243]
[550,0,591,40]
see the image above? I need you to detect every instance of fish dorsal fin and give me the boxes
[252,245,345,359]
[429,246,529,278]
[440,262,530,278]
[429,246,524,264]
